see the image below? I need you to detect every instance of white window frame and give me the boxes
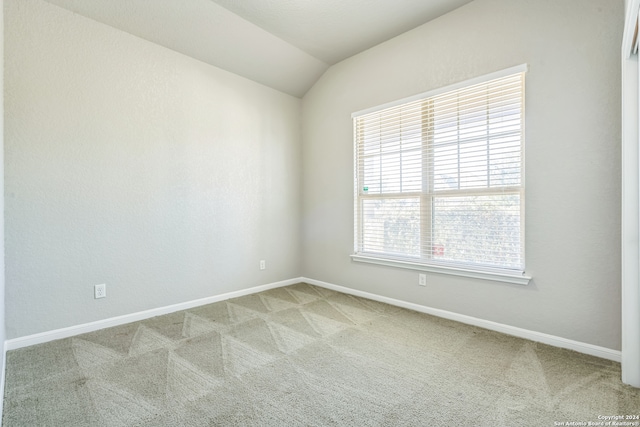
[351,64,531,285]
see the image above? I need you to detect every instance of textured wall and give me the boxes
[5,0,302,339]
[302,0,623,350]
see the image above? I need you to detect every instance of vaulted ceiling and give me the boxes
[42,0,474,97]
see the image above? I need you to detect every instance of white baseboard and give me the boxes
[302,277,622,363]
[5,277,304,351]
[4,276,622,363]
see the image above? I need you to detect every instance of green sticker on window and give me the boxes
[363,186,368,193]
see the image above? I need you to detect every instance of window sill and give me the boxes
[350,254,531,286]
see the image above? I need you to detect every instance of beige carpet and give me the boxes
[3,283,639,426]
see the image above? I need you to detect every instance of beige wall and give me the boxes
[302,0,624,350]
[5,0,302,339]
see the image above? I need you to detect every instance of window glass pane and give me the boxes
[359,115,382,156]
[432,194,521,269]
[380,117,400,153]
[433,113,458,145]
[362,155,381,193]
[401,149,422,192]
[433,143,459,190]
[459,108,487,141]
[402,127,422,151]
[489,135,521,187]
[431,79,522,192]
[362,198,420,257]
[459,139,488,189]
[380,151,401,193]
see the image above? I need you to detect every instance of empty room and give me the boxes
[2,0,640,425]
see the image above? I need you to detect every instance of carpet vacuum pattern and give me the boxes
[3,283,639,426]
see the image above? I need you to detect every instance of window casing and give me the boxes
[353,66,528,283]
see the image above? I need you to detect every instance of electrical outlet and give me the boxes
[418,274,427,286]
[94,283,106,299]
[260,260,266,270]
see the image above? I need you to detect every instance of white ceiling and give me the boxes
[209,0,474,65]
[42,0,474,97]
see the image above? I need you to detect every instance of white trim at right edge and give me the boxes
[303,277,621,362]
[622,0,640,387]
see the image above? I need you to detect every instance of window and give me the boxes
[352,65,529,284]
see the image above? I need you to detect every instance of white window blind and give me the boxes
[353,67,526,276]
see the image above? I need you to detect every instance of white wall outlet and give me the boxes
[260,260,266,270]
[94,283,106,299]
[418,274,427,287]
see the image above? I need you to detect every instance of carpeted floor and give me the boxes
[2,283,639,426]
